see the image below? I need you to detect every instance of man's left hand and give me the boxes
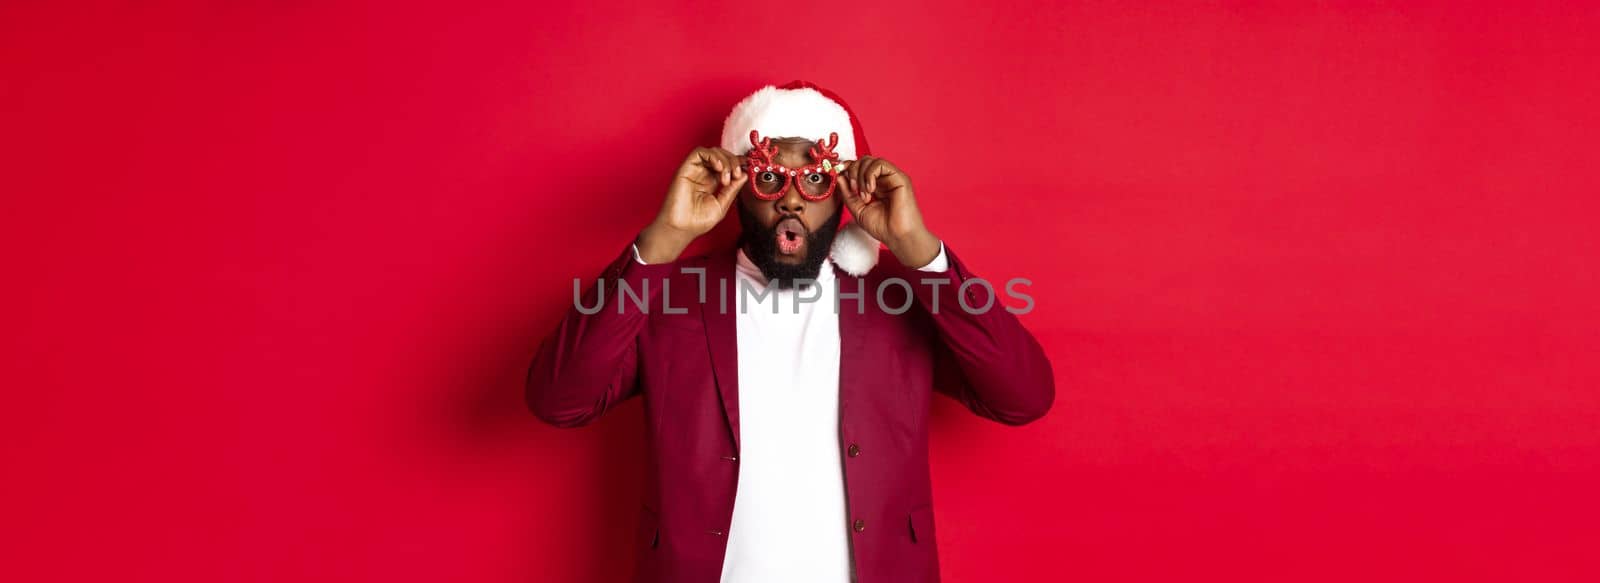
[838,156,942,268]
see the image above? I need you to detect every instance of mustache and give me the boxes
[736,204,844,289]
[772,213,808,231]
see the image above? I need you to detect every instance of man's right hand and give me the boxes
[636,147,747,264]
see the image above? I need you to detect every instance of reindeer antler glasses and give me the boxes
[743,130,848,201]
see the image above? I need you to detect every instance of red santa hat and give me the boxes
[720,80,881,276]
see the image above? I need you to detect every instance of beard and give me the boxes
[736,204,843,290]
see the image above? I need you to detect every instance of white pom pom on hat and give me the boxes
[720,80,880,276]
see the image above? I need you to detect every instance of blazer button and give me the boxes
[847,444,860,457]
[852,519,865,532]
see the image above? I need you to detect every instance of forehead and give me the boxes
[766,138,816,164]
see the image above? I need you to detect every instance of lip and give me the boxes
[774,215,807,231]
[774,215,807,255]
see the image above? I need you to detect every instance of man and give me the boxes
[526,81,1055,583]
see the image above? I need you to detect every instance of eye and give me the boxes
[759,171,779,183]
[806,173,824,184]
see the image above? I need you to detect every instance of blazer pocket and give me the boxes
[637,505,660,550]
[908,504,935,544]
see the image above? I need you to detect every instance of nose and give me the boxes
[776,178,807,214]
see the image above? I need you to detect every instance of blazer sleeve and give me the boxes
[905,244,1056,425]
[525,241,678,428]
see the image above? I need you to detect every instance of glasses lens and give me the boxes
[799,170,835,197]
[751,168,787,196]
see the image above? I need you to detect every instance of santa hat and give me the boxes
[720,80,881,276]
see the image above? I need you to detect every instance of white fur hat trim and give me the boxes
[829,221,880,276]
[721,85,858,159]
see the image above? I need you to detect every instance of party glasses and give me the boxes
[743,130,847,201]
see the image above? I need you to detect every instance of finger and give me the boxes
[837,172,865,216]
[695,148,729,185]
[722,150,744,186]
[865,157,887,195]
[713,148,744,202]
[847,157,871,204]
[691,147,718,168]
[845,161,877,208]
[867,159,897,196]
[843,157,864,195]
[858,158,881,195]
[717,149,742,182]
[680,148,715,180]
[714,170,747,210]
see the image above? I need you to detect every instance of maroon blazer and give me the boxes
[526,242,1055,583]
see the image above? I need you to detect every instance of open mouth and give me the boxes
[775,216,806,255]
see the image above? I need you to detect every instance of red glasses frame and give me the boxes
[743,130,847,201]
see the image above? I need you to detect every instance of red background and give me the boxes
[4,1,1597,581]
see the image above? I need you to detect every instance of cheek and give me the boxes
[740,198,776,222]
[805,201,840,226]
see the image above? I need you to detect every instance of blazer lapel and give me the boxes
[701,247,741,452]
